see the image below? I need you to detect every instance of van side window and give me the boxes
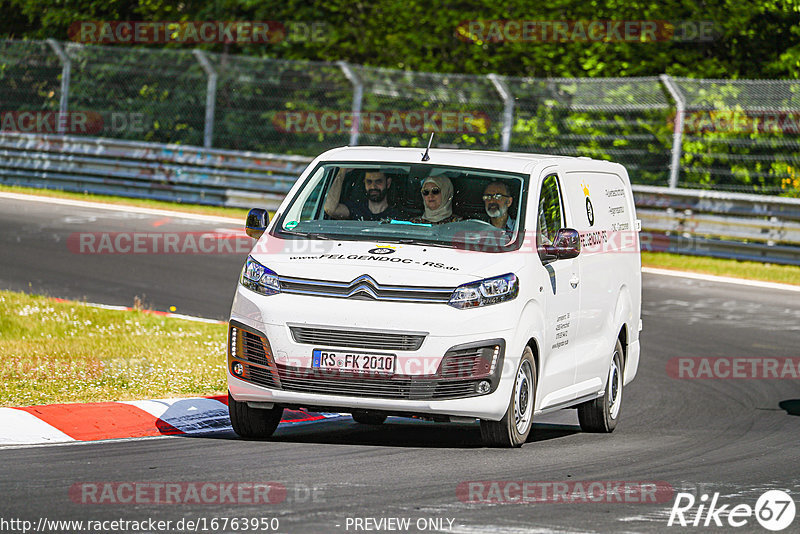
[537,174,563,247]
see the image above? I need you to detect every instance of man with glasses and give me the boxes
[482,181,515,233]
[324,167,402,221]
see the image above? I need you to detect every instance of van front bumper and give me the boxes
[227,288,524,421]
[228,371,512,420]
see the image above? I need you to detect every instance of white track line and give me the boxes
[0,191,242,225]
[642,267,800,292]
[67,300,225,324]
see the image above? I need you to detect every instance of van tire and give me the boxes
[228,392,283,438]
[351,411,387,425]
[578,340,624,433]
[480,346,536,448]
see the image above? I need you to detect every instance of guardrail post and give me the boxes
[488,73,514,151]
[660,74,685,189]
[46,39,71,135]
[337,61,363,146]
[193,50,217,149]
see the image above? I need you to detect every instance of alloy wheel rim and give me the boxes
[514,361,533,434]
[608,351,622,420]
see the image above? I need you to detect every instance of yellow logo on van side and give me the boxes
[581,183,595,226]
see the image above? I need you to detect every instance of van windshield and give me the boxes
[275,162,527,250]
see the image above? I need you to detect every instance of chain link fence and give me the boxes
[2,39,800,196]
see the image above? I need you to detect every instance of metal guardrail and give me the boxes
[633,185,800,265]
[0,131,312,210]
[1,132,799,265]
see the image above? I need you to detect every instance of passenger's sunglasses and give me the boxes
[421,188,441,196]
[482,193,510,201]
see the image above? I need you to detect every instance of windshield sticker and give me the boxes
[389,220,431,226]
[285,220,299,230]
[288,254,459,270]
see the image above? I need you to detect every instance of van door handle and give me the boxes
[569,275,579,289]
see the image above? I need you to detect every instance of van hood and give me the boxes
[249,236,526,286]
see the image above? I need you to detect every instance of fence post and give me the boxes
[337,61,363,146]
[46,39,71,135]
[193,50,217,149]
[488,73,514,151]
[660,74,685,189]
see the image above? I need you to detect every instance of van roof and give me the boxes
[318,146,610,174]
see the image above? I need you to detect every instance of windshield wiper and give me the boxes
[284,231,332,240]
[389,237,456,248]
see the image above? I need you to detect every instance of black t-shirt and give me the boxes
[344,199,403,221]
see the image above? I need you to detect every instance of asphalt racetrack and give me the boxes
[1,195,799,533]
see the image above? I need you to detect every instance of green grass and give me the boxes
[642,251,800,286]
[0,184,251,220]
[0,289,227,407]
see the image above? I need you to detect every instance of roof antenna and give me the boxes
[421,132,434,161]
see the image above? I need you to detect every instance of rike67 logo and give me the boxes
[668,490,796,531]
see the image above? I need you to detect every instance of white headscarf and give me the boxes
[421,176,454,223]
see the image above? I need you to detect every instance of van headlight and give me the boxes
[240,256,280,296]
[448,273,518,309]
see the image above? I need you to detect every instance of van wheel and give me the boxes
[228,392,284,438]
[578,340,624,433]
[480,346,536,448]
[351,411,387,425]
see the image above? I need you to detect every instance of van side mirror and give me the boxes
[245,208,269,239]
[538,228,581,262]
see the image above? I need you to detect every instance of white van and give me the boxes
[227,147,641,447]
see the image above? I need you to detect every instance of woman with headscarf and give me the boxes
[409,176,462,224]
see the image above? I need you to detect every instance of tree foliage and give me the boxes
[1,0,798,79]
[2,0,800,194]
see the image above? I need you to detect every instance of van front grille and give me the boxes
[289,325,426,351]
[273,366,481,400]
[278,274,454,304]
[230,323,500,401]
[439,345,499,379]
[240,330,271,366]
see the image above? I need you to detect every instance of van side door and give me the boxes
[534,172,581,410]
[564,171,630,393]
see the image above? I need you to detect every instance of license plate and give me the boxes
[312,349,396,374]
